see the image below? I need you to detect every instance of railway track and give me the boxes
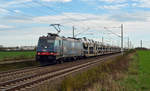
[0,55,104,82]
[0,66,42,82]
[0,53,120,91]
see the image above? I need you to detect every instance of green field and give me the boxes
[0,51,36,62]
[137,50,150,90]
[120,50,150,91]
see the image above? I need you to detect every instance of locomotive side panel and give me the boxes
[62,39,84,58]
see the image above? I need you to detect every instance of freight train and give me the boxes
[36,33,121,65]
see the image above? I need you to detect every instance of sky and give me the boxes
[0,0,150,48]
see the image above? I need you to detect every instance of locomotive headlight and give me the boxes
[37,52,40,55]
[44,46,48,48]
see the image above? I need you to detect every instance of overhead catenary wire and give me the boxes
[2,0,121,39]
[0,7,35,18]
[0,6,124,42]
[31,1,78,23]
[104,27,121,37]
[20,1,54,16]
[32,1,58,14]
[31,0,96,30]
[29,0,89,34]
[0,1,88,34]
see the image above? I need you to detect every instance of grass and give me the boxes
[137,50,150,90]
[0,51,38,72]
[0,51,36,62]
[38,51,133,91]
[59,51,136,91]
[0,61,39,72]
[117,52,140,91]
[114,50,150,91]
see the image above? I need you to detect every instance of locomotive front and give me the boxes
[36,33,62,65]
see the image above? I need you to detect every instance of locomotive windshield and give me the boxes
[37,39,55,52]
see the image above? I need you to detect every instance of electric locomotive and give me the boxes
[36,33,84,65]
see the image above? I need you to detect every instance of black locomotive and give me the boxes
[36,33,121,65]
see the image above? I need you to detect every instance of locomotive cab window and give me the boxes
[38,39,54,47]
[37,39,55,52]
[59,40,61,46]
[47,40,54,43]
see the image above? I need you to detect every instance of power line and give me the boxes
[18,1,113,37]
[104,27,121,37]
[31,1,78,23]
[74,27,90,37]
[0,7,34,18]
[31,0,94,31]
[31,0,89,34]
[20,2,53,16]
[0,2,90,36]
[103,24,125,55]
[32,1,58,14]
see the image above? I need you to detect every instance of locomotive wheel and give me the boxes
[59,60,63,64]
[74,57,77,61]
[57,59,63,64]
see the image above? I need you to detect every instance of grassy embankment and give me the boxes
[39,50,150,91]
[60,51,134,91]
[0,51,36,62]
[0,51,39,72]
[37,50,134,91]
[56,50,149,91]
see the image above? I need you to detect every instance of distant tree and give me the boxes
[135,47,148,50]
[34,46,37,51]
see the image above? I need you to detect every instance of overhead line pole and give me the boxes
[128,37,130,49]
[73,26,75,38]
[102,36,104,44]
[141,40,143,48]
[121,24,124,55]
[130,41,132,49]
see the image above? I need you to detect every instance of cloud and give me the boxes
[99,0,126,3]
[82,0,127,3]
[0,8,9,15]
[98,4,128,10]
[4,12,149,36]
[32,13,111,28]
[0,0,71,9]
[0,0,32,8]
[110,12,150,22]
[1,15,34,24]
[41,0,72,2]
[3,12,150,30]
[0,25,14,29]
[0,4,150,47]
[14,10,21,13]
[131,0,150,8]
[20,13,150,48]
